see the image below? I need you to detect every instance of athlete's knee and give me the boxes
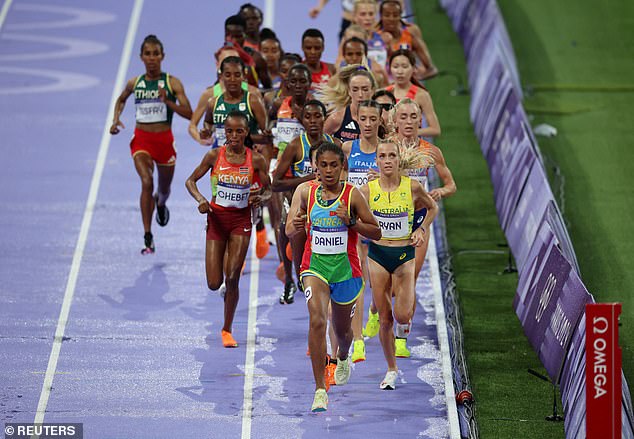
[224,274,241,293]
[207,278,223,291]
[140,175,153,193]
[309,312,327,335]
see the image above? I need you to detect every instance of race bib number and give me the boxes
[375,211,409,239]
[347,169,370,187]
[136,101,167,123]
[216,182,249,208]
[275,118,304,148]
[311,226,348,254]
[406,168,428,187]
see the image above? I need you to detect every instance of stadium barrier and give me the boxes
[438,0,634,437]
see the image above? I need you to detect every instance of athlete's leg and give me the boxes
[205,239,227,291]
[303,276,332,391]
[392,259,416,329]
[330,300,356,362]
[133,153,155,233]
[156,163,174,205]
[222,233,251,333]
[368,258,397,371]
[352,241,369,342]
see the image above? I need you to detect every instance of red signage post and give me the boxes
[586,303,622,438]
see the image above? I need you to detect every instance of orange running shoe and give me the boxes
[324,356,336,391]
[285,243,292,260]
[221,330,238,348]
[255,228,270,259]
[276,262,285,283]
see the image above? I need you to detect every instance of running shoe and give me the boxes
[380,370,398,390]
[221,330,238,348]
[141,232,155,255]
[216,282,226,298]
[255,228,269,259]
[285,242,292,260]
[395,338,411,358]
[334,356,351,385]
[351,339,366,363]
[311,389,328,412]
[154,195,169,227]
[362,306,379,338]
[324,358,336,390]
[275,262,285,283]
[279,281,296,304]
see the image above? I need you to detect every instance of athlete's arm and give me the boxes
[337,187,381,241]
[201,95,219,143]
[323,109,344,135]
[272,137,316,192]
[416,89,441,138]
[185,149,219,214]
[189,88,215,145]
[164,75,193,120]
[249,92,273,144]
[410,179,438,247]
[285,182,310,238]
[109,77,136,135]
[251,152,272,206]
[428,146,456,201]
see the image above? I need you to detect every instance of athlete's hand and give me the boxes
[109,120,124,135]
[367,169,379,182]
[335,202,351,225]
[429,188,443,201]
[308,6,321,18]
[198,128,214,146]
[411,227,426,247]
[158,85,167,102]
[292,209,307,231]
[198,199,211,214]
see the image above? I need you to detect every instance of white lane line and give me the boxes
[241,241,260,439]
[33,0,144,424]
[263,0,274,28]
[0,0,14,32]
[428,223,461,438]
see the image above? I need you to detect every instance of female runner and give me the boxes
[322,65,377,142]
[110,34,192,254]
[360,141,437,389]
[384,49,440,140]
[341,99,381,363]
[286,142,380,412]
[185,112,271,348]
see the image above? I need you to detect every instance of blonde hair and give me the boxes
[316,64,377,112]
[376,140,434,172]
[388,97,422,131]
[353,0,378,13]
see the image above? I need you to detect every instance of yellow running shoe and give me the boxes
[311,388,328,412]
[395,338,410,358]
[362,307,379,338]
[351,339,366,363]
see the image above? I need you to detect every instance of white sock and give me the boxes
[395,321,411,338]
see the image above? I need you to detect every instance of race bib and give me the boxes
[311,225,348,254]
[347,169,370,187]
[275,118,304,149]
[136,101,167,123]
[375,211,409,239]
[215,182,250,208]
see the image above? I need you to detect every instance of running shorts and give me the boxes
[206,205,252,241]
[130,128,177,165]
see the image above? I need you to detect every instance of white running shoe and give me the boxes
[380,370,398,390]
[211,282,226,298]
[334,356,351,385]
[311,388,328,412]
